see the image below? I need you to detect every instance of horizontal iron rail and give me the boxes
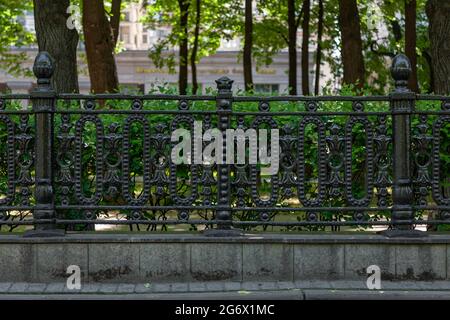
[0,94,447,102]
[2,219,450,227]
[57,94,216,101]
[53,205,449,211]
[0,93,443,102]
[52,110,394,116]
[0,206,36,211]
[0,94,32,99]
[411,110,450,115]
[0,110,35,114]
[416,95,450,100]
[1,109,449,116]
[0,206,447,212]
[56,94,391,101]
[233,96,391,102]
[54,205,394,211]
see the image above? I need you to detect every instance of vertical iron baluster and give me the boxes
[384,54,423,237]
[25,52,63,237]
[216,77,232,230]
[204,77,241,236]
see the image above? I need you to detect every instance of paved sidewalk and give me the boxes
[1,281,450,299]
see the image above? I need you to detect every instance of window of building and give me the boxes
[142,34,148,44]
[124,12,130,22]
[254,84,279,94]
[120,27,130,43]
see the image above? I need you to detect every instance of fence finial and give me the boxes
[391,54,411,91]
[33,51,55,88]
[215,76,234,94]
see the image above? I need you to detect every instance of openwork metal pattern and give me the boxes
[0,52,449,236]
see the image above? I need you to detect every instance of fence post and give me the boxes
[204,76,241,236]
[24,52,64,237]
[384,54,423,237]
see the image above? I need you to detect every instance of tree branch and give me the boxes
[110,0,122,48]
[368,40,395,58]
[295,2,304,30]
[265,24,289,45]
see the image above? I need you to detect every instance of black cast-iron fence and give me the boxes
[0,52,449,237]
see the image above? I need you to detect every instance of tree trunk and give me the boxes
[338,0,365,89]
[110,0,122,48]
[33,0,79,93]
[426,0,450,229]
[82,0,119,93]
[287,0,298,95]
[191,0,201,95]
[405,0,419,92]
[178,0,190,95]
[314,0,323,95]
[426,0,450,94]
[243,0,253,92]
[301,0,310,95]
[423,49,435,93]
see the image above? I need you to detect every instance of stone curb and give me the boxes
[2,281,450,295]
[2,234,450,244]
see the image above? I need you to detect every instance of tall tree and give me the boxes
[254,0,303,95]
[426,0,450,94]
[287,0,299,95]
[338,0,365,88]
[82,0,119,93]
[34,0,79,93]
[191,0,201,95]
[145,0,238,94]
[253,0,303,94]
[301,0,310,95]
[314,0,323,95]
[178,0,190,95]
[243,0,253,92]
[405,0,419,92]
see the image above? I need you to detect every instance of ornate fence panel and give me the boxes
[0,52,449,237]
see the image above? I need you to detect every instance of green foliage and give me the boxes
[143,0,240,73]
[251,0,296,67]
[0,0,34,77]
[0,0,440,95]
